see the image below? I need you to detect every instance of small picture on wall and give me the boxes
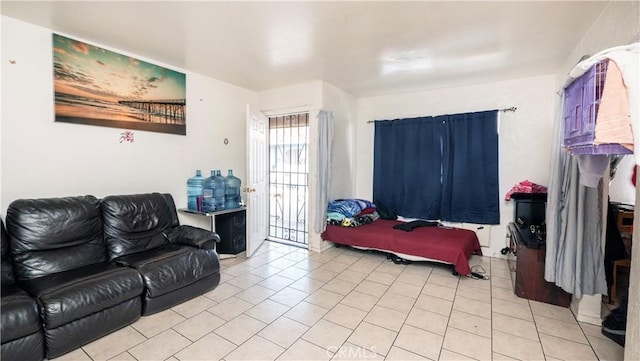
[53,33,187,135]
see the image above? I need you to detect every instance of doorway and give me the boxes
[268,113,309,247]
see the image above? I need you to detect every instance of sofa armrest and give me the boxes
[165,226,220,250]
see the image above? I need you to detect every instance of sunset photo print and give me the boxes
[53,34,187,135]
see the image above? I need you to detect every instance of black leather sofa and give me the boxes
[102,193,221,315]
[1,219,44,361]
[1,193,221,360]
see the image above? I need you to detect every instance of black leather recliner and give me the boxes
[101,193,221,315]
[1,219,44,361]
[6,196,145,359]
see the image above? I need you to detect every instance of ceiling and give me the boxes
[1,1,610,97]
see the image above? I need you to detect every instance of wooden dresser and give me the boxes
[507,222,572,307]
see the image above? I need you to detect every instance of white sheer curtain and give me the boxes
[314,110,334,233]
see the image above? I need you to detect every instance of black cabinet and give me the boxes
[215,209,246,254]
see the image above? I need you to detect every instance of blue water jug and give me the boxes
[187,170,205,211]
[224,169,241,209]
[202,170,217,212]
[213,170,226,211]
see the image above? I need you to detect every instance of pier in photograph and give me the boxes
[118,99,186,123]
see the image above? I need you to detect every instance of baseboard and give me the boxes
[309,239,335,253]
[576,313,603,326]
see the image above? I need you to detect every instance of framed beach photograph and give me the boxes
[53,33,186,135]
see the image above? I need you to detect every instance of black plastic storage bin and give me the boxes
[215,209,246,254]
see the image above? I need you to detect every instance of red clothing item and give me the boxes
[632,165,637,187]
[505,180,548,201]
[357,207,376,216]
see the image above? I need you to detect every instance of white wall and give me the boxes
[556,1,640,86]
[319,82,357,251]
[355,74,557,256]
[322,82,357,199]
[0,16,256,230]
[258,81,322,115]
[609,155,636,205]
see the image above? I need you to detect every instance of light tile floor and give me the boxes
[54,241,625,361]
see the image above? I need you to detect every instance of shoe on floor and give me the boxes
[602,328,625,347]
[602,309,627,333]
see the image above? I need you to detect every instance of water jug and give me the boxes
[224,169,241,209]
[201,170,217,212]
[187,170,205,211]
[213,170,226,211]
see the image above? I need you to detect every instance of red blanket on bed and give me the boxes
[321,219,482,275]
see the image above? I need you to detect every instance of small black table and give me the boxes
[179,207,247,259]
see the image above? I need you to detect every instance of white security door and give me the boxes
[245,105,268,257]
[267,113,309,246]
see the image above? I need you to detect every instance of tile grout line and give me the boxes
[215,243,311,360]
[297,249,398,359]
[107,241,618,361]
[225,244,349,359]
[173,243,299,360]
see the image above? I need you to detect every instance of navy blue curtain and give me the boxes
[373,110,499,224]
[373,117,443,219]
[440,111,499,224]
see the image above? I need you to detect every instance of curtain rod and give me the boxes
[366,107,517,123]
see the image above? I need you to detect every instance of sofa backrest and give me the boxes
[6,195,107,281]
[1,218,15,285]
[101,193,180,259]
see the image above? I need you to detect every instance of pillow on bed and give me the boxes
[327,211,380,227]
[328,199,375,218]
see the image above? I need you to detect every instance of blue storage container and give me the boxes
[213,170,226,211]
[187,170,205,211]
[202,170,216,212]
[224,169,241,209]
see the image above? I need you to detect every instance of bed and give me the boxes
[321,219,482,276]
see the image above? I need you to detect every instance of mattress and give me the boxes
[321,219,482,275]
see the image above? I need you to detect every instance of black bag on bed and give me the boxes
[375,201,397,220]
[393,220,440,232]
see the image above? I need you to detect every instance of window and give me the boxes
[373,110,499,224]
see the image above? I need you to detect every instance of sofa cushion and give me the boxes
[165,225,219,250]
[1,329,44,361]
[115,243,219,298]
[20,262,143,329]
[44,297,141,359]
[1,218,14,285]
[102,193,180,259]
[6,195,107,281]
[1,285,41,343]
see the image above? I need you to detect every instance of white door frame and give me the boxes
[245,105,268,257]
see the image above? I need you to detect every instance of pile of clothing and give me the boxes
[504,180,547,201]
[327,199,379,227]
